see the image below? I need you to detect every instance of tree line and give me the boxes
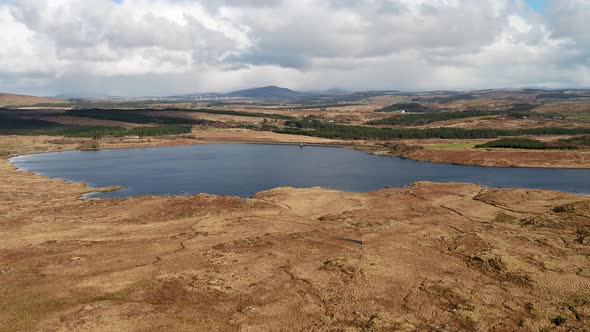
[66,109,214,125]
[0,115,191,137]
[475,138,578,150]
[278,119,590,140]
[152,108,294,120]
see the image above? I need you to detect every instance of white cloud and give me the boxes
[0,0,588,96]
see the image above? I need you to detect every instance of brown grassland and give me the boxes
[0,93,65,107]
[1,90,590,331]
[1,139,590,331]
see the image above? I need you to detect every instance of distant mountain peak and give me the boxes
[225,86,307,99]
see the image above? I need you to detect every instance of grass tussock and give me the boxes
[495,212,518,224]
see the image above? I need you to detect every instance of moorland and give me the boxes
[1,87,590,331]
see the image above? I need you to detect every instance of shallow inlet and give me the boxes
[9,144,590,198]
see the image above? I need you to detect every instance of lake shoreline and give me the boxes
[3,135,590,331]
[6,134,590,170]
[2,145,590,330]
[9,142,590,199]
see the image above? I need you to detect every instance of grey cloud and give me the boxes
[10,0,238,59]
[1,0,590,96]
[229,0,512,70]
[548,0,590,47]
[226,52,310,69]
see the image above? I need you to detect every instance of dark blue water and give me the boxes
[9,144,590,198]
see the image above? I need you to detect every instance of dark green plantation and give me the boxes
[152,108,294,120]
[476,136,590,150]
[0,115,191,137]
[278,119,590,140]
[66,107,293,121]
[558,135,590,146]
[66,109,212,125]
[475,139,578,150]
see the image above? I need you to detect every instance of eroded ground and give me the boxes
[1,145,590,331]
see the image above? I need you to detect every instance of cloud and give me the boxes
[0,0,588,96]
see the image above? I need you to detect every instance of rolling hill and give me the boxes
[0,93,66,107]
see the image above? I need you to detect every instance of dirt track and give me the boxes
[1,143,590,331]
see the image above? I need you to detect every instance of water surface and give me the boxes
[9,144,590,197]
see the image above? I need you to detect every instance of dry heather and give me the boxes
[1,154,590,331]
[403,148,590,168]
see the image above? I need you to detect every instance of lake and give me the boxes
[9,144,590,198]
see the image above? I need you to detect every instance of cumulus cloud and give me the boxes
[0,0,588,96]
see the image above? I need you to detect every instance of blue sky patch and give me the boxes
[525,0,549,12]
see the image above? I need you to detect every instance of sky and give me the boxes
[0,0,589,97]
[526,0,549,11]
